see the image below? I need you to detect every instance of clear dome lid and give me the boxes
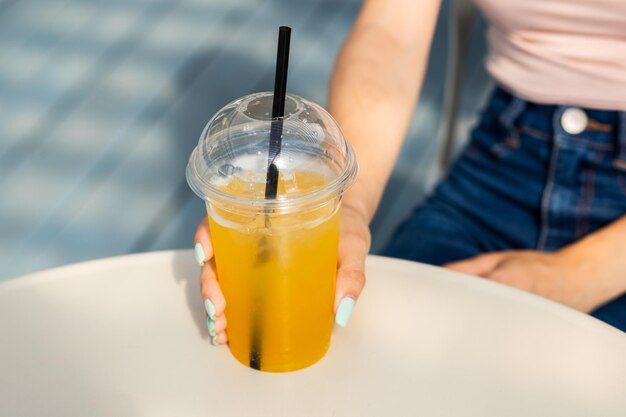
[186,92,357,210]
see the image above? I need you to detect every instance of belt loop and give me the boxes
[615,111,626,171]
[498,96,527,130]
[552,106,566,137]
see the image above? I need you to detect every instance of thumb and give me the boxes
[444,251,510,277]
[333,204,371,327]
[334,265,366,327]
[334,237,369,327]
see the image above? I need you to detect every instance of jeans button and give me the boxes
[561,107,588,134]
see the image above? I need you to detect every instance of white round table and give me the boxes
[1,250,625,416]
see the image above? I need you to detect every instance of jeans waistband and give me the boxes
[488,87,626,167]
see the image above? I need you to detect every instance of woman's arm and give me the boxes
[329,0,442,221]
[328,0,441,325]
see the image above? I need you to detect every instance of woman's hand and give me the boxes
[444,249,601,312]
[193,204,371,345]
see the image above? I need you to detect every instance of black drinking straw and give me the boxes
[249,26,291,371]
[265,26,291,199]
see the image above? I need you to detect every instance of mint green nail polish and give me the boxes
[204,299,216,320]
[211,335,219,346]
[335,297,356,327]
[207,318,216,336]
[194,243,205,266]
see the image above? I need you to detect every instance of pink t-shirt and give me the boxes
[474,0,626,110]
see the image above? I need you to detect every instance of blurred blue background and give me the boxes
[0,0,491,280]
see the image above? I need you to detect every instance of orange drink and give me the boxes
[209,171,340,372]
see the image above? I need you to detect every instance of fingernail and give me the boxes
[194,243,205,266]
[204,299,216,320]
[207,318,216,336]
[335,297,356,327]
[211,335,219,346]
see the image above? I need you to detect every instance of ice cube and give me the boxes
[210,174,230,188]
[281,170,299,194]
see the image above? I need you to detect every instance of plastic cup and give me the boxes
[186,92,357,372]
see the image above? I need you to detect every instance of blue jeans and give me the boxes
[382,88,626,332]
